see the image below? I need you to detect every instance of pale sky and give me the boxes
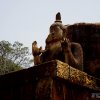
[0,0,100,57]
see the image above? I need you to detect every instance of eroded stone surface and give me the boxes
[56,60,100,91]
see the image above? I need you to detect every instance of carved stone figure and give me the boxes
[32,12,83,70]
[41,12,83,70]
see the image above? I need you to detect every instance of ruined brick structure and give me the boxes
[67,23,100,78]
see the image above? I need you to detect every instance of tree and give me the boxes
[0,40,30,75]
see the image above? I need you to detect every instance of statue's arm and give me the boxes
[61,39,83,70]
[32,46,40,56]
[70,43,83,70]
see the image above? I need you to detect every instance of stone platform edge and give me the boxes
[33,60,100,91]
[0,60,99,91]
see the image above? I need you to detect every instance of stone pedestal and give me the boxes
[35,60,100,100]
[0,60,100,100]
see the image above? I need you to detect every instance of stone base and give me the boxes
[0,60,100,100]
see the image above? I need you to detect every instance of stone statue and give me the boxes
[32,12,83,70]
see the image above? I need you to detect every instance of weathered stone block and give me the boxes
[0,60,100,100]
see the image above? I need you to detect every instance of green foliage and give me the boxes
[0,40,30,75]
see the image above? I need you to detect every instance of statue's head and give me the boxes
[49,12,66,39]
